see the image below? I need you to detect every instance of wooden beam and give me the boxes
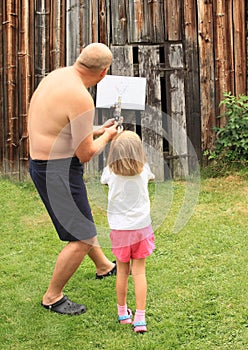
[3,0,19,176]
[99,0,110,45]
[139,45,164,180]
[197,0,216,152]
[0,1,3,173]
[91,0,98,43]
[183,0,201,164]
[127,0,149,43]
[50,0,66,70]
[66,0,81,65]
[18,0,31,177]
[110,0,127,45]
[214,0,235,127]
[147,0,165,43]
[164,43,188,177]
[35,0,50,86]
[233,0,246,96]
[164,0,182,40]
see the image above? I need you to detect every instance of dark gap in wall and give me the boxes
[133,46,139,76]
[160,76,169,153]
[135,110,142,139]
[133,46,139,64]
[159,46,165,63]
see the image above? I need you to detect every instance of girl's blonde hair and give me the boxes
[107,131,146,176]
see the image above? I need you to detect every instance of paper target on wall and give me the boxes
[96,75,147,111]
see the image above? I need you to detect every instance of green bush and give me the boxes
[208,92,248,163]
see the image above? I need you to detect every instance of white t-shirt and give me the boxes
[100,163,155,230]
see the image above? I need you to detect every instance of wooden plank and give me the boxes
[0,1,3,173]
[34,0,50,86]
[183,0,201,165]
[91,0,98,43]
[79,0,99,47]
[50,0,57,69]
[50,0,65,70]
[99,0,110,45]
[80,0,90,47]
[164,43,188,178]
[3,0,19,177]
[2,0,8,175]
[147,0,165,43]
[197,0,216,152]
[66,0,81,65]
[110,0,127,45]
[164,0,182,41]
[60,0,66,66]
[139,45,164,181]
[111,45,134,76]
[127,0,149,43]
[214,0,234,127]
[80,0,92,48]
[247,1,248,92]
[28,0,35,95]
[18,0,31,178]
[223,0,235,96]
[233,0,246,96]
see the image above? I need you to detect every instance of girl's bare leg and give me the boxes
[116,259,132,324]
[132,258,147,310]
[116,259,130,306]
[132,258,147,332]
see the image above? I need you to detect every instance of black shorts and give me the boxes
[29,157,97,242]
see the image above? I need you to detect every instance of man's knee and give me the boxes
[68,239,93,255]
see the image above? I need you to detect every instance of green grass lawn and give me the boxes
[0,171,248,350]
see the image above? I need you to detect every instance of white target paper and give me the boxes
[96,75,146,110]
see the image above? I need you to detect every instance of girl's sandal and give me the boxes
[118,308,132,324]
[133,321,147,333]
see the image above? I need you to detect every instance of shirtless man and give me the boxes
[28,43,118,315]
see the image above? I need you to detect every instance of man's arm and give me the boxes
[75,123,117,163]
[68,92,117,163]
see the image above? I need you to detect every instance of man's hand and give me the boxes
[102,118,115,129]
[93,118,115,137]
[103,122,118,140]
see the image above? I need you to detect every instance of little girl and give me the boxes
[100,130,155,333]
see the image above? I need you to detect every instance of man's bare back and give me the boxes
[28,43,117,162]
[28,66,95,160]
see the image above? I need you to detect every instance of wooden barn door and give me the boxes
[110,44,189,180]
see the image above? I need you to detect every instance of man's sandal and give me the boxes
[96,261,117,280]
[133,321,147,333]
[118,308,132,324]
[41,295,86,315]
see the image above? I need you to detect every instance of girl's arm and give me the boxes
[100,165,111,185]
[144,163,155,181]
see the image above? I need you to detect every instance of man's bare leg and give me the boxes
[88,244,115,276]
[42,240,92,305]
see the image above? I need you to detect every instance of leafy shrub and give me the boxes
[207,92,248,163]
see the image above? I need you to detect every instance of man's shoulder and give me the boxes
[69,86,93,105]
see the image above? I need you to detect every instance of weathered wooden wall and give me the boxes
[0,0,247,180]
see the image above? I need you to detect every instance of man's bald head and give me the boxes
[76,43,113,72]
